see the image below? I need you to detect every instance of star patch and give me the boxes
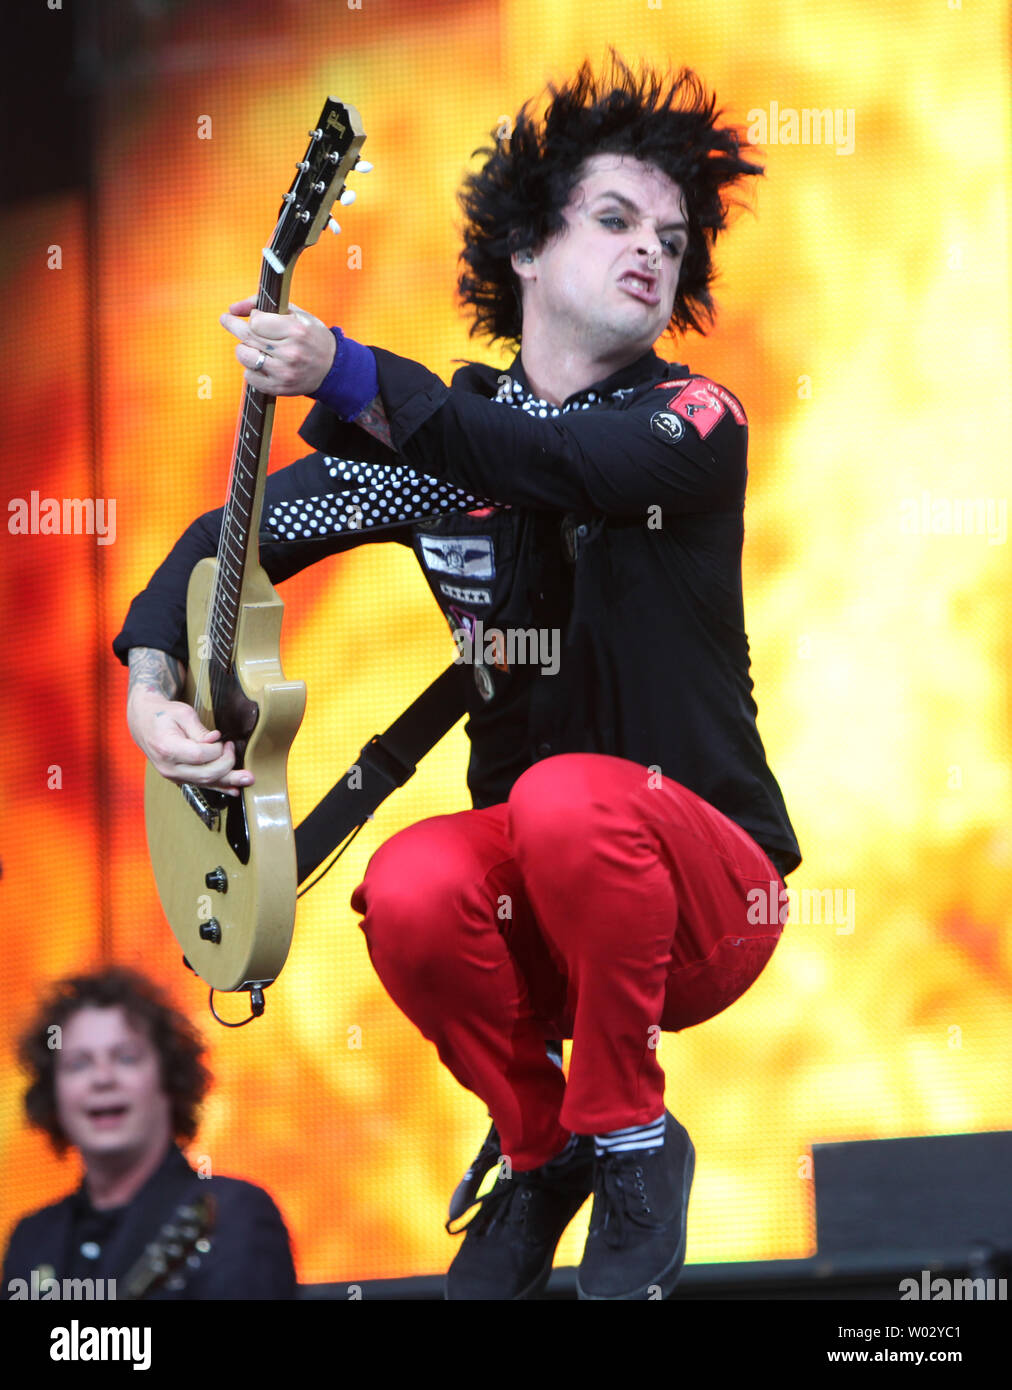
[440,582,492,607]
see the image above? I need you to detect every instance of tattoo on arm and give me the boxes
[128,647,185,700]
[354,394,393,449]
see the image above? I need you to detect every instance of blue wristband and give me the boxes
[310,328,379,421]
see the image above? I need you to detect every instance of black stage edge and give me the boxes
[300,1129,1012,1301]
[300,1241,1010,1300]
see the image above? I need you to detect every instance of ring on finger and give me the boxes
[253,350,267,371]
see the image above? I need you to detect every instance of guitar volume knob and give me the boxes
[205,867,228,893]
[199,919,222,944]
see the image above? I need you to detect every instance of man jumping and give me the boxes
[117,58,800,1300]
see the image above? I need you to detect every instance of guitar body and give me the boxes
[145,556,306,992]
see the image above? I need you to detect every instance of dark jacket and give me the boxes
[3,1144,296,1300]
[113,346,800,876]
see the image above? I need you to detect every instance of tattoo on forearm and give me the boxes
[129,647,185,700]
[354,394,393,449]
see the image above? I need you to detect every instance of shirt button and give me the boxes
[536,742,552,759]
[474,664,495,702]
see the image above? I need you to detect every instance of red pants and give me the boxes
[351,754,785,1171]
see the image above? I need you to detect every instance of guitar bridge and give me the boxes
[181,783,221,830]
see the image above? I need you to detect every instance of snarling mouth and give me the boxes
[617,271,659,304]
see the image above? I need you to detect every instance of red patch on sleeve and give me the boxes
[655,377,746,432]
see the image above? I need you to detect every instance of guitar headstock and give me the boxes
[268,98,367,272]
[120,1194,217,1301]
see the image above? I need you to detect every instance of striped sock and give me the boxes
[594,1114,666,1158]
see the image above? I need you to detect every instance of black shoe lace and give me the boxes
[446,1164,567,1238]
[446,1125,501,1228]
[592,1154,657,1249]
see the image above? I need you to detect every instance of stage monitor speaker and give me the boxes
[813,1130,1012,1256]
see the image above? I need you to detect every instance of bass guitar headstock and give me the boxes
[120,1193,217,1301]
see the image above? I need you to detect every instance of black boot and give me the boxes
[446,1135,595,1300]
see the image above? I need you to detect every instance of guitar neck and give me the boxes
[212,259,295,663]
[120,1194,215,1301]
[192,97,366,726]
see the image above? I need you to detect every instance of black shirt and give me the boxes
[113,345,800,876]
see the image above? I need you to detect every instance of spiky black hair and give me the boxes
[458,55,763,345]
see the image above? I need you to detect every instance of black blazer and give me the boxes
[3,1145,296,1300]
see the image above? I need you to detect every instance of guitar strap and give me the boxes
[260,440,509,884]
[263,450,499,885]
[294,661,468,884]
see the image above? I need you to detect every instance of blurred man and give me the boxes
[4,967,296,1300]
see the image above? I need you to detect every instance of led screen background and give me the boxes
[1,0,1009,1284]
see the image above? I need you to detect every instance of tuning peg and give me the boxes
[354,159,373,173]
[339,188,356,206]
[327,217,341,235]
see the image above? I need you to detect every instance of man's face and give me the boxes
[54,1006,172,1167]
[516,154,689,364]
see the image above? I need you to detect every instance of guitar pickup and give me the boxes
[181,783,221,831]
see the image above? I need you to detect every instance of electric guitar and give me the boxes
[144,99,367,996]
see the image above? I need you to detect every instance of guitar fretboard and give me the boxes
[205,264,283,715]
[191,99,365,724]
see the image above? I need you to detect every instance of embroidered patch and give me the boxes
[440,582,492,607]
[656,377,746,430]
[418,534,495,579]
[650,410,685,444]
[446,606,477,642]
